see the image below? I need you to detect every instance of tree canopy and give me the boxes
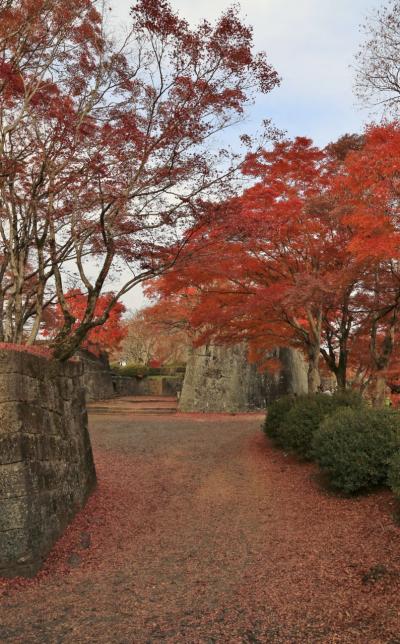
[0,0,278,359]
[147,124,400,401]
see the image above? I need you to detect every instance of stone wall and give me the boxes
[0,349,96,578]
[79,350,184,400]
[78,349,115,401]
[112,375,158,396]
[112,375,139,397]
[264,347,308,404]
[179,344,308,413]
[179,344,267,413]
[161,377,183,396]
[134,377,183,396]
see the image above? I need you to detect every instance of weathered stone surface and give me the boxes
[0,529,31,569]
[123,376,184,397]
[0,462,27,498]
[0,349,96,578]
[77,350,115,401]
[0,496,29,531]
[264,347,308,404]
[179,344,308,413]
[178,344,266,413]
[161,377,183,396]
[0,433,22,463]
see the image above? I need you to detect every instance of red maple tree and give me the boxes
[113,302,190,366]
[149,136,369,392]
[151,124,400,402]
[332,124,400,402]
[0,0,278,359]
[44,289,127,355]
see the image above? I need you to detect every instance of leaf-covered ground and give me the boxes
[1,410,400,642]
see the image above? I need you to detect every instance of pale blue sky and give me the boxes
[109,0,384,310]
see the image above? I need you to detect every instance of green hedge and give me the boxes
[387,450,400,499]
[328,389,364,409]
[312,407,400,494]
[111,364,186,378]
[264,391,364,459]
[264,390,400,499]
[264,395,298,445]
[278,394,338,460]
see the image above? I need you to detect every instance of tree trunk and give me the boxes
[336,363,347,391]
[52,329,88,361]
[373,374,387,407]
[308,346,321,393]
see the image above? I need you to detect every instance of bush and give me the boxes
[264,390,365,458]
[264,395,298,445]
[112,363,187,377]
[312,407,400,494]
[330,389,365,410]
[278,394,338,459]
[111,364,166,377]
[112,364,149,377]
[388,450,400,498]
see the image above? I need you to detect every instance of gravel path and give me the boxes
[1,408,400,642]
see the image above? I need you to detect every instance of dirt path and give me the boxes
[2,407,400,642]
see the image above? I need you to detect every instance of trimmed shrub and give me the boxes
[330,389,365,410]
[312,407,400,494]
[111,363,186,377]
[264,390,365,458]
[111,364,148,377]
[278,394,338,459]
[388,450,400,499]
[264,395,298,445]
[111,364,164,377]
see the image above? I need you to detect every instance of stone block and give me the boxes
[2,375,40,404]
[0,462,27,498]
[0,433,22,464]
[179,344,267,412]
[0,402,24,434]
[0,496,29,531]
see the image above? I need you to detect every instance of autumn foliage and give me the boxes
[45,290,127,355]
[3,0,400,404]
[147,123,400,401]
[112,305,189,366]
[0,0,278,360]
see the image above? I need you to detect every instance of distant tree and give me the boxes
[0,0,278,360]
[355,1,400,112]
[147,123,400,404]
[117,312,154,365]
[115,306,189,366]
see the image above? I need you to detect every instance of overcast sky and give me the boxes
[110,0,383,311]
